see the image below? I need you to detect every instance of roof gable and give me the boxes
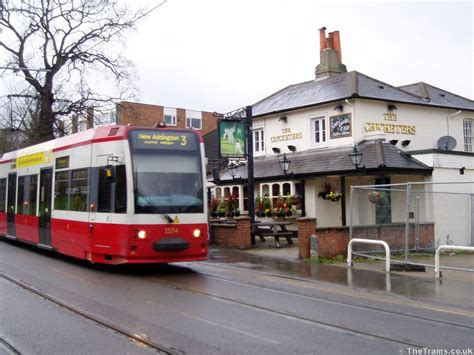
[398,82,474,110]
[252,72,474,117]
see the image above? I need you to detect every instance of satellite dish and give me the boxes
[437,136,457,151]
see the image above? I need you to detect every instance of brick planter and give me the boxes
[315,222,435,257]
[297,217,317,260]
[210,216,251,250]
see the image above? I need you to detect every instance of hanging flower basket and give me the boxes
[318,182,342,202]
[318,191,342,202]
[368,191,387,204]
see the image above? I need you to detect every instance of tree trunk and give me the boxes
[38,93,56,143]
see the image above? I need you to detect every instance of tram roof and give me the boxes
[1,125,203,163]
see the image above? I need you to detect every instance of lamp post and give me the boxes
[341,145,365,227]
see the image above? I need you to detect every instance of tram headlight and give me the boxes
[137,230,147,239]
[193,229,201,238]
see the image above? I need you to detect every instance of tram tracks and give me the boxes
[0,272,181,355]
[192,262,474,328]
[1,261,472,353]
[137,263,473,349]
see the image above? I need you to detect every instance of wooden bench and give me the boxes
[256,230,297,248]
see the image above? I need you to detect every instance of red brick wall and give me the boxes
[210,217,251,249]
[316,227,349,258]
[117,101,164,127]
[297,218,317,259]
[116,101,219,135]
[351,223,434,251]
[315,223,435,257]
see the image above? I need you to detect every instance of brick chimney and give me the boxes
[315,27,347,79]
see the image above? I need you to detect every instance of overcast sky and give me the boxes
[125,0,473,114]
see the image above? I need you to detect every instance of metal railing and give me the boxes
[347,238,391,273]
[435,245,474,278]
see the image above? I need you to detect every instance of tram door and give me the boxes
[6,173,16,237]
[39,168,53,247]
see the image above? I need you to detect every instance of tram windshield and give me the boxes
[129,130,204,214]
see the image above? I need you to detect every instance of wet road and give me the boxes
[1,240,473,355]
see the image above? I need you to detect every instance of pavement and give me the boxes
[207,238,474,308]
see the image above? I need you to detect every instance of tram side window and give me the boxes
[98,168,112,212]
[0,178,7,212]
[71,169,88,212]
[29,175,38,215]
[17,177,25,214]
[98,165,127,213]
[115,165,127,213]
[16,175,38,215]
[54,171,69,210]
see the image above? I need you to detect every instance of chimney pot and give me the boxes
[315,28,347,78]
[319,27,327,50]
[332,31,342,63]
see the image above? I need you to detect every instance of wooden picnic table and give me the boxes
[252,221,297,248]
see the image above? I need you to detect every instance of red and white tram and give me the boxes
[0,125,208,264]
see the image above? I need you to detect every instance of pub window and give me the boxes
[114,165,127,213]
[312,116,327,145]
[54,171,69,210]
[272,184,280,206]
[71,169,88,212]
[17,176,25,214]
[253,128,265,153]
[0,178,6,212]
[464,120,473,152]
[243,185,248,211]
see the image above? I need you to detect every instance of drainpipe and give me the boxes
[345,99,355,145]
[447,110,462,136]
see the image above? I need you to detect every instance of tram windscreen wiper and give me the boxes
[135,189,174,223]
[162,213,173,223]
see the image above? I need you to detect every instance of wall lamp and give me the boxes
[387,104,398,111]
[401,140,411,147]
[278,116,288,122]
[389,140,398,145]
[460,167,465,175]
[272,147,281,153]
[278,153,294,177]
[348,145,364,170]
[333,104,344,112]
[287,145,296,152]
[227,162,239,179]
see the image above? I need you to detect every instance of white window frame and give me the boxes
[185,110,202,130]
[311,116,328,147]
[260,182,294,204]
[211,185,243,212]
[253,128,265,154]
[464,119,473,152]
[164,107,177,126]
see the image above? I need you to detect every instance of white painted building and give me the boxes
[213,28,473,246]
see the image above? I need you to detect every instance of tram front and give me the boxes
[126,128,208,263]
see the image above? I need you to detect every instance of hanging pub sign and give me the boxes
[218,119,246,158]
[330,113,352,139]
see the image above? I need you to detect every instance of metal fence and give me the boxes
[349,182,473,272]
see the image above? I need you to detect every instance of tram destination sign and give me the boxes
[129,130,198,151]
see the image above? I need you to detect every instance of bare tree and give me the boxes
[0,0,163,143]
